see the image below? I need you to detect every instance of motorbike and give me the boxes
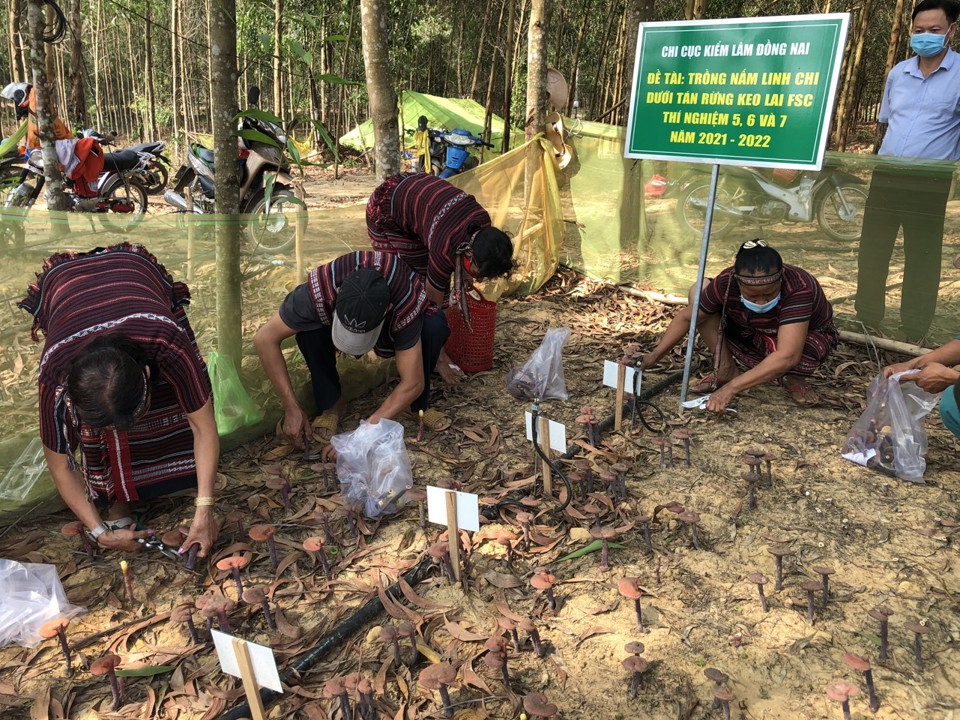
[80,130,171,195]
[164,86,304,255]
[1,139,148,249]
[420,127,492,178]
[674,164,868,242]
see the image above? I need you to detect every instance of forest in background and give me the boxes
[1,0,916,161]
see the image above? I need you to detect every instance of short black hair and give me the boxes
[913,0,960,23]
[734,240,782,277]
[471,226,514,280]
[67,334,152,430]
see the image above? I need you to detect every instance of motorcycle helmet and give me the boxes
[1,82,31,121]
[417,115,428,131]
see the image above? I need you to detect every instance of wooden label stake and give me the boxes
[445,490,461,582]
[538,415,553,496]
[615,363,626,431]
[233,637,267,720]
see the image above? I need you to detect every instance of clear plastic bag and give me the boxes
[0,560,83,648]
[506,327,572,401]
[207,352,264,436]
[841,370,938,483]
[330,419,413,518]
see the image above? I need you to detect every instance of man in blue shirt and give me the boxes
[856,0,960,342]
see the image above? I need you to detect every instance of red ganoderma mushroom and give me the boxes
[622,656,649,698]
[767,544,793,591]
[216,555,250,597]
[38,617,72,673]
[519,617,545,657]
[378,624,403,666]
[523,692,559,718]
[303,535,332,580]
[843,652,879,713]
[531,568,557,612]
[590,525,619,569]
[713,686,734,720]
[825,680,859,720]
[903,620,929,671]
[428,542,455,583]
[747,572,769,612]
[248,524,279,572]
[618,577,646,632]
[677,510,701,550]
[90,653,123,710]
[323,677,351,719]
[171,604,201,644]
[419,662,457,718]
[62,521,96,561]
[483,635,510,686]
[868,606,894,661]
[812,565,836,608]
[397,620,419,666]
[800,580,823,624]
[242,585,277,632]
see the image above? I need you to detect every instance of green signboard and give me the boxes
[625,14,849,169]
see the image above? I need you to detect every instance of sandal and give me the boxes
[310,410,341,442]
[690,373,730,394]
[783,375,820,405]
[106,516,137,531]
[403,408,452,432]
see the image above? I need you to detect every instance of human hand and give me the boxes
[706,385,736,414]
[97,527,151,552]
[279,407,311,448]
[882,360,915,379]
[321,444,338,462]
[907,362,958,394]
[640,352,661,371]
[438,362,466,385]
[180,508,218,558]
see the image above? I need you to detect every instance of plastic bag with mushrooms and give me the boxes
[841,370,938,482]
[330,419,413,518]
[506,327,573,400]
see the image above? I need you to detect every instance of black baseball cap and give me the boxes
[332,269,390,355]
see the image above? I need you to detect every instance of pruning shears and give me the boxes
[681,394,738,414]
[137,536,181,560]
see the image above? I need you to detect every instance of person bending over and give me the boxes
[19,244,219,555]
[254,251,451,452]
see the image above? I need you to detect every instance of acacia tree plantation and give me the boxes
[0,0,958,719]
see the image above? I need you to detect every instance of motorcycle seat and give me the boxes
[193,146,215,165]
[129,141,165,155]
[102,150,142,172]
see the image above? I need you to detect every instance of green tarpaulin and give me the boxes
[339,90,523,153]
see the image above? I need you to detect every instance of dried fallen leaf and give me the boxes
[481,570,522,589]
[443,620,487,642]
[575,626,615,647]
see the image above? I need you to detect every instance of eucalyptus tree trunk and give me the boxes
[26,0,69,211]
[273,0,284,117]
[525,0,549,142]
[360,0,400,181]
[501,0,514,153]
[209,0,242,363]
[8,0,25,81]
[833,0,872,150]
[468,0,495,99]
[68,0,87,128]
[684,0,707,20]
[144,0,157,139]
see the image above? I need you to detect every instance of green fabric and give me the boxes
[0,121,27,156]
[339,90,524,152]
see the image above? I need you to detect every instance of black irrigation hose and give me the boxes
[216,556,433,720]
[218,371,684,719]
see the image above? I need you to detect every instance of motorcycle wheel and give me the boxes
[0,219,25,251]
[431,161,442,176]
[99,176,149,233]
[675,179,735,238]
[243,186,305,255]
[816,184,868,242]
[143,163,169,195]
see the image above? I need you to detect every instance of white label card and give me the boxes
[426,486,481,532]
[524,412,567,453]
[211,630,284,693]
[603,360,640,394]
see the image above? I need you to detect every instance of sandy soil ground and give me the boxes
[1,264,958,720]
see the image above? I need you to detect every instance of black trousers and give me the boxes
[295,310,450,414]
[855,168,952,337]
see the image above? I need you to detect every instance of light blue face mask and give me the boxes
[911,32,948,58]
[741,293,780,313]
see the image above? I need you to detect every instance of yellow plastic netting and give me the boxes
[2,126,957,518]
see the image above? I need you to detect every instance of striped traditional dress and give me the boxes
[19,244,211,503]
[699,264,837,375]
[366,173,491,298]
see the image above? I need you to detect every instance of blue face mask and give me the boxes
[741,293,780,313]
[911,32,948,58]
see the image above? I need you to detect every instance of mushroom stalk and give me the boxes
[806,588,816,624]
[438,685,453,718]
[184,616,200,644]
[774,556,784,591]
[216,607,232,634]
[259,599,277,631]
[107,670,122,711]
[632,598,645,633]
[600,539,610,569]
[230,567,244,597]
[757,583,768,612]
[120,561,134,604]
[913,632,924,670]
[184,543,200,571]
[629,669,641,699]
[265,536,279,572]
[643,521,652,555]
[878,618,890,661]
[338,689,351,719]
[864,670,879,713]
[55,628,72,672]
